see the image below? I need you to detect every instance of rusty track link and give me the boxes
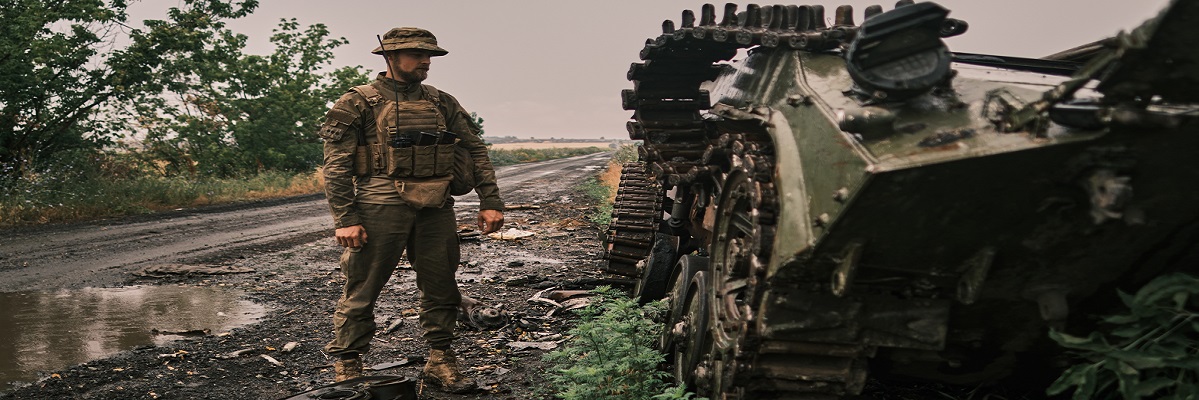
[603,163,664,277]
[624,3,872,398]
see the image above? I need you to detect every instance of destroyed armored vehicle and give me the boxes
[604,1,1199,398]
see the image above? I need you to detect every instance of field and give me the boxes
[489,141,615,150]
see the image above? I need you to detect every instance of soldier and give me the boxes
[316,27,505,393]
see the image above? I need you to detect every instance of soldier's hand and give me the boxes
[335,225,368,248]
[478,210,504,234]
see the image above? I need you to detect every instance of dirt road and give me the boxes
[0,152,613,292]
[0,151,615,399]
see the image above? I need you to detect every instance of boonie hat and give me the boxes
[371,27,448,56]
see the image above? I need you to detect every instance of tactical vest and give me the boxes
[351,84,455,180]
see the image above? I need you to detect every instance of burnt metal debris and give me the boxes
[459,295,509,330]
[280,375,416,400]
[605,1,1199,398]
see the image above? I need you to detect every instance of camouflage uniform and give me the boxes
[318,43,503,357]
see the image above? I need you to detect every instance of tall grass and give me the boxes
[0,155,321,227]
[489,146,608,167]
[579,144,639,226]
[578,175,614,226]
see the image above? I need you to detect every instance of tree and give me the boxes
[127,14,368,177]
[0,0,131,176]
[0,0,263,177]
[469,111,485,137]
[0,0,369,179]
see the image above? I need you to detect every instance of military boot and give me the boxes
[423,348,475,393]
[333,355,363,382]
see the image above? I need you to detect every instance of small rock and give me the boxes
[261,354,283,367]
[217,348,255,359]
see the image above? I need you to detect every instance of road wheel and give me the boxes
[673,270,711,390]
[661,254,708,353]
[634,233,679,303]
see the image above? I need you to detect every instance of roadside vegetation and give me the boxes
[489,147,608,167]
[544,287,704,400]
[556,145,710,399]
[1,0,361,227]
[0,0,602,227]
[578,144,637,226]
[0,145,610,227]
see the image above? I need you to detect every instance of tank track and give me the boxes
[603,162,664,278]
[622,4,875,399]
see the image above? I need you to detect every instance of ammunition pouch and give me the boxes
[396,175,452,209]
[450,145,477,196]
[347,84,479,196]
[354,144,371,178]
[385,131,458,179]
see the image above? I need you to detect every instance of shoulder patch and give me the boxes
[318,107,357,141]
[317,121,350,141]
[317,123,348,141]
[325,107,357,125]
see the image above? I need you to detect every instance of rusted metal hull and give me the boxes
[606,1,1199,398]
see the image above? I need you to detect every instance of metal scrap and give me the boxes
[457,228,481,241]
[459,295,509,330]
[528,288,595,317]
[545,290,590,302]
[366,359,411,371]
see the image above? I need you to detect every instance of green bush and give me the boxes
[544,287,705,400]
[1047,273,1199,400]
[611,143,640,164]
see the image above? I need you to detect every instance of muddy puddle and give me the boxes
[0,285,266,389]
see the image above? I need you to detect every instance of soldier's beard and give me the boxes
[397,68,427,83]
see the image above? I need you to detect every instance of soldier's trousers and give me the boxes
[323,202,461,356]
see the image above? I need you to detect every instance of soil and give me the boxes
[0,150,1047,400]
[0,152,617,400]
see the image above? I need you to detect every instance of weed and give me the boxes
[576,176,613,226]
[544,287,706,400]
[611,143,639,164]
[1047,273,1199,400]
[575,145,635,228]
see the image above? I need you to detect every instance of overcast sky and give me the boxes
[130,0,1169,140]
